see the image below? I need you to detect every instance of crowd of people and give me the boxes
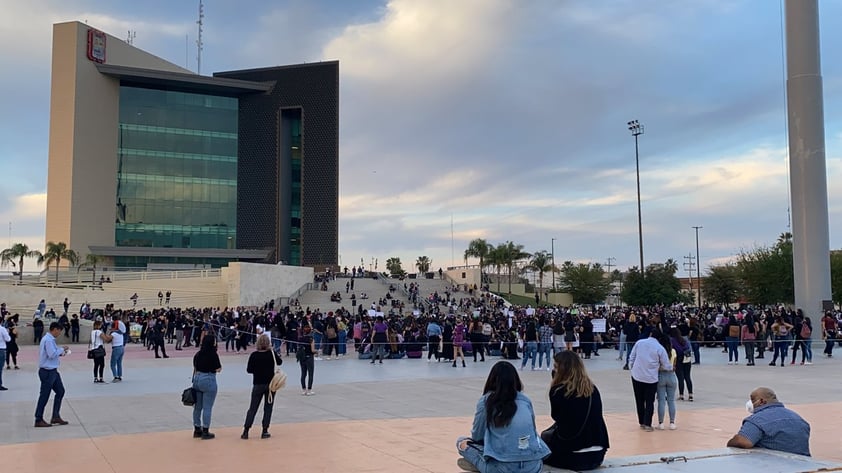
[0,280,827,468]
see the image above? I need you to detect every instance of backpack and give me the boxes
[800,323,811,339]
[326,326,337,339]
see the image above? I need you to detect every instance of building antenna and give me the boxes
[196,0,204,75]
[126,30,136,45]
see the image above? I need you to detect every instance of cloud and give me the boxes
[8,193,47,222]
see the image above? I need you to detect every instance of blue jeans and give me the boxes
[521,341,537,369]
[772,337,789,364]
[536,343,552,368]
[802,338,813,362]
[625,341,635,362]
[656,371,677,424]
[110,345,124,378]
[726,336,739,362]
[313,333,323,352]
[192,372,218,428]
[457,437,544,473]
[691,341,701,363]
[338,330,347,355]
[618,333,627,359]
[34,368,65,421]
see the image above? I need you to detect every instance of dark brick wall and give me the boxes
[215,62,338,266]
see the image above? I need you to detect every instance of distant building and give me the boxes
[45,21,338,268]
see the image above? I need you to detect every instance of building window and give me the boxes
[114,86,238,265]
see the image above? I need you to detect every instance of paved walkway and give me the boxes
[1,343,840,472]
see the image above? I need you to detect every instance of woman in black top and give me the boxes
[542,351,610,471]
[192,335,222,439]
[298,325,316,396]
[5,316,19,369]
[242,335,281,439]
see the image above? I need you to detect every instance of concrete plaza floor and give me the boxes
[1,342,840,472]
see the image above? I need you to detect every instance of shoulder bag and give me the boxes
[267,350,287,404]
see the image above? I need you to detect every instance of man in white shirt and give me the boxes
[0,319,10,390]
[628,329,672,431]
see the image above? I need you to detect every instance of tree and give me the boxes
[620,260,683,306]
[0,243,42,282]
[385,257,406,278]
[526,251,554,296]
[735,238,793,305]
[415,256,432,274]
[558,261,611,304]
[499,241,529,294]
[487,244,506,293]
[702,264,741,306]
[38,241,79,283]
[831,250,842,307]
[80,253,105,286]
[464,238,491,279]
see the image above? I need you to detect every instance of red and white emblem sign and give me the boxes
[87,28,107,63]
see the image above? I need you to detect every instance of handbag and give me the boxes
[267,350,287,404]
[181,387,196,406]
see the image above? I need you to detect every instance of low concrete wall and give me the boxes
[223,263,313,307]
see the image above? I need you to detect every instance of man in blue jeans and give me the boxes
[34,322,70,427]
[110,315,127,382]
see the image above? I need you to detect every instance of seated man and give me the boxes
[727,387,810,456]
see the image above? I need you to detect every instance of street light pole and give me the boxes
[628,120,645,276]
[692,226,703,307]
[551,238,556,291]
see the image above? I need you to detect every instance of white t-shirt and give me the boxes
[91,329,104,349]
[0,325,9,349]
[111,321,126,347]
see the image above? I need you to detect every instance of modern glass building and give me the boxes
[45,22,338,269]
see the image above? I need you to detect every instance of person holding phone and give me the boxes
[34,322,70,427]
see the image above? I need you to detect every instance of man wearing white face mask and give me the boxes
[727,387,811,456]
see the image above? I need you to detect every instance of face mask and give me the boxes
[745,400,754,414]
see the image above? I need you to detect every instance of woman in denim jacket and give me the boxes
[456,362,550,472]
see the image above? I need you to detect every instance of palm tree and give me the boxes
[80,253,105,286]
[0,243,42,282]
[38,241,79,284]
[500,241,530,294]
[488,244,506,293]
[464,238,491,279]
[527,250,554,296]
[416,255,432,274]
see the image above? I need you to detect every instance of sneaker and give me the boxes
[314,357,323,361]
[669,423,677,430]
[0,386,7,391]
[456,458,480,472]
[301,390,308,396]
[806,361,813,365]
[643,426,654,432]
[657,423,665,430]
[306,390,315,396]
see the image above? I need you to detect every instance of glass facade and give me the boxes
[115,86,238,266]
[289,115,302,266]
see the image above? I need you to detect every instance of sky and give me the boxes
[2,0,842,277]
